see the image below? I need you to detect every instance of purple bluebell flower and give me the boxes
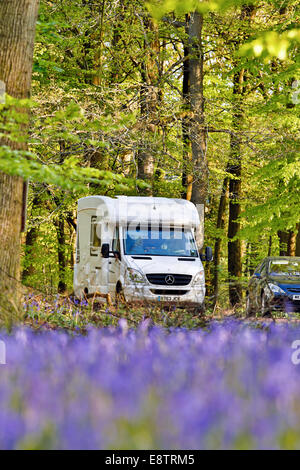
[1,321,300,449]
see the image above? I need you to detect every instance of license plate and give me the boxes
[158,296,180,302]
[293,295,300,301]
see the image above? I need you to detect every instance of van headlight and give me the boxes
[127,268,146,284]
[192,270,205,286]
[268,283,285,294]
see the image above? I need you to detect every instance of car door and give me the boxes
[257,261,269,309]
[248,261,265,310]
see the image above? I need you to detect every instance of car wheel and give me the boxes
[245,295,255,317]
[261,292,271,317]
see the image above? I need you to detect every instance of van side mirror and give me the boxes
[101,243,110,258]
[200,246,213,262]
[205,246,213,262]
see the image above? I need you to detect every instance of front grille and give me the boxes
[286,287,300,293]
[146,273,192,286]
[150,289,188,296]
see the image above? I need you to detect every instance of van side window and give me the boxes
[112,226,120,253]
[90,216,101,256]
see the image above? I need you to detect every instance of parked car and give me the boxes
[246,256,300,316]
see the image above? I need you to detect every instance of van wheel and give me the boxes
[116,283,126,304]
[193,303,205,316]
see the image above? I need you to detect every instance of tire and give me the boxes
[245,294,255,317]
[194,302,205,316]
[116,283,126,304]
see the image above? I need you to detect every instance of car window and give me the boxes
[260,262,267,276]
[254,262,263,274]
[269,259,300,277]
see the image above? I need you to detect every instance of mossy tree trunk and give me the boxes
[137,16,160,195]
[296,225,300,257]
[0,0,39,313]
[54,216,67,294]
[278,230,289,256]
[227,68,244,307]
[22,190,41,283]
[213,176,229,304]
[227,4,256,307]
[188,12,208,207]
[181,14,193,201]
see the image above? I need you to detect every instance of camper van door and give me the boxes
[108,225,121,292]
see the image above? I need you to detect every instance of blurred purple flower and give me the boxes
[1,321,300,449]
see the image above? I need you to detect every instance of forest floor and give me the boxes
[9,289,298,333]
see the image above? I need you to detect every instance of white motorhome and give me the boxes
[74,196,212,310]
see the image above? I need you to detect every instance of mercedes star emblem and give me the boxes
[165,274,175,285]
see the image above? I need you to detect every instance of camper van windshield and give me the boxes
[124,226,198,257]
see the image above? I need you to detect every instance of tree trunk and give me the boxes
[54,216,67,294]
[92,0,105,86]
[244,242,251,276]
[296,224,300,256]
[188,12,208,206]
[81,0,105,86]
[109,2,124,84]
[0,0,39,312]
[213,176,229,303]
[227,69,244,306]
[227,4,256,307]
[181,14,193,201]
[137,16,160,195]
[288,230,297,256]
[278,230,289,256]
[22,190,41,283]
[268,235,272,256]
